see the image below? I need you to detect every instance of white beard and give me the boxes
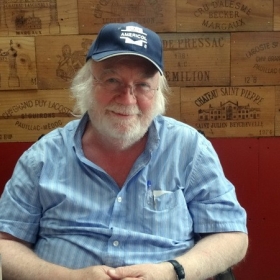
[88,100,159,150]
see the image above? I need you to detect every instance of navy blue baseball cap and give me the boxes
[86,22,163,75]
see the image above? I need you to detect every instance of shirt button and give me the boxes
[117,197,122,202]
[113,241,119,247]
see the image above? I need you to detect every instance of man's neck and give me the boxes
[81,122,148,187]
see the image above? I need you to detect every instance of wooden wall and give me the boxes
[1,0,280,140]
[1,0,280,279]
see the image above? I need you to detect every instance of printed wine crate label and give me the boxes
[36,35,96,89]
[77,0,176,33]
[0,0,78,36]
[0,89,76,142]
[181,86,275,137]
[177,0,273,32]
[160,33,230,87]
[231,32,280,86]
[0,37,37,90]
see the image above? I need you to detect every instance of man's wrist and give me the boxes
[166,260,185,280]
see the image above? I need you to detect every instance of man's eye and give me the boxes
[136,83,151,90]
[105,78,120,84]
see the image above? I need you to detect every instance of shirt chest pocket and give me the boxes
[145,190,177,211]
[142,189,193,239]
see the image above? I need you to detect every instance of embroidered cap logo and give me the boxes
[86,22,163,74]
[120,26,148,49]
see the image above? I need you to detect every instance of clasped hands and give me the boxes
[71,262,176,280]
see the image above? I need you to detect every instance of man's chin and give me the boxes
[108,129,142,142]
[104,126,147,149]
[89,111,153,148]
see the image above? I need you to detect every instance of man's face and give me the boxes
[87,56,161,149]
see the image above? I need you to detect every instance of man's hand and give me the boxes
[70,265,115,280]
[106,262,176,280]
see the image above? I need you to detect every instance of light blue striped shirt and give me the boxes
[0,114,247,269]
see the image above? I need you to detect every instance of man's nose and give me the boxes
[115,85,137,104]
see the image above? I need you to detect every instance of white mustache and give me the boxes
[106,104,142,115]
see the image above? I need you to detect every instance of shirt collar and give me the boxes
[73,113,89,155]
[73,112,160,156]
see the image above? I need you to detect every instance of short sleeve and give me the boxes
[186,138,247,234]
[0,147,42,243]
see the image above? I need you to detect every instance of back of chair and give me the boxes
[214,268,235,280]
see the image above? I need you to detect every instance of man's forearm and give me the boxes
[0,232,248,280]
[175,232,248,280]
[0,239,72,280]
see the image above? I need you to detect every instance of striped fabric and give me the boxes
[0,114,247,268]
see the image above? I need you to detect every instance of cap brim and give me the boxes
[91,51,163,75]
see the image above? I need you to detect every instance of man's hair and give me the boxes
[70,60,170,116]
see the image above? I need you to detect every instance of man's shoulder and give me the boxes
[40,118,80,139]
[153,115,210,151]
[31,118,81,152]
[154,115,198,134]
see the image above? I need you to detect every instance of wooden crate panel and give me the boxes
[275,1,280,31]
[36,35,96,89]
[165,87,181,121]
[0,37,37,90]
[0,0,78,36]
[77,0,176,34]
[276,87,280,136]
[177,0,273,32]
[0,89,76,142]
[231,32,280,86]
[160,33,230,87]
[181,86,275,138]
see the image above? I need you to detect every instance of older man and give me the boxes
[0,22,248,280]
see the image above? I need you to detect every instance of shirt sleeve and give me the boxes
[185,136,247,234]
[0,146,42,243]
